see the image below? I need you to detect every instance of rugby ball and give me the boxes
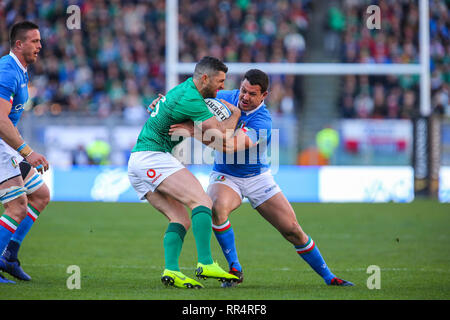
[204,98,231,121]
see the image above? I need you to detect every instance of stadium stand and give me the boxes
[0,0,312,118]
[330,0,449,119]
[0,0,447,166]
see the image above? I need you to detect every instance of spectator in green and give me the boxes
[328,6,345,32]
[316,127,339,161]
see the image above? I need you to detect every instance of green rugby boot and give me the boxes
[161,269,204,289]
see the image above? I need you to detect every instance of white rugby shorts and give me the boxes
[0,140,45,204]
[128,151,185,200]
[207,170,281,208]
[0,139,23,183]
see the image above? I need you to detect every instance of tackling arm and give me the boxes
[200,99,241,140]
[216,128,257,153]
[169,121,256,153]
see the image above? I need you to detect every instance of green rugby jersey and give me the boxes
[132,77,214,153]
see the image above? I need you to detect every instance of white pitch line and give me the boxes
[22,264,447,273]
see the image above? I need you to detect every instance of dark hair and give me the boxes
[243,69,269,93]
[10,21,39,47]
[193,56,228,79]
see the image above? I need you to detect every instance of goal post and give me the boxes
[166,0,430,115]
[165,0,434,197]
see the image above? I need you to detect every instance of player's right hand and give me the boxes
[25,152,49,174]
[147,94,164,113]
[169,120,194,137]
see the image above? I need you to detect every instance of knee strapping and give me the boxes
[0,186,27,204]
[23,172,44,195]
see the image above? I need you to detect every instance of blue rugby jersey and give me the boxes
[0,52,29,128]
[213,89,272,178]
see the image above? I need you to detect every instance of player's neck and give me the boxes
[10,49,28,69]
[193,78,204,97]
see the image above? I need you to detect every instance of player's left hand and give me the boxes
[169,121,194,137]
[147,94,164,113]
[25,151,49,174]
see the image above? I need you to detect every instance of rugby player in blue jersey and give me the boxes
[0,21,50,284]
[168,69,353,287]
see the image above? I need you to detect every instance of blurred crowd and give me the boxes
[0,0,310,119]
[330,0,449,119]
[178,0,310,115]
[0,0,165,121]
[0,0,447,122]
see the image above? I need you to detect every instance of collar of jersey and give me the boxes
[242,101,265,116]
[9,51,27,74]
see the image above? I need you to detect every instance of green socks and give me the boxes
[163,206,214,270]
[192,206,214,265]
[163,222,186,271]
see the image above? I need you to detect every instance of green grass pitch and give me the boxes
[0,200,449,300]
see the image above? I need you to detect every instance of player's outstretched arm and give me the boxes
[168,120,195,138]
[199,100,241,142]
[0,98,49,173]
[169,120,220,149]
[216,128,256,153]
[169,121,254,153]
[169,100,241,147]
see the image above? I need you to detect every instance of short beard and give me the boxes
[24,54,36,66]
[201,86,216,99]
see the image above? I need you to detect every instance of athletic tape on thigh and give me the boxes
[0,186,27,204]
[23,172,44,195]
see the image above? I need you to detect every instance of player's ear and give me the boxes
[261,91,268,100]
[14,39,22,50]
[201,73,209,86]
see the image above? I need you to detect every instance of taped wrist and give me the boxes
[17,143,33,158]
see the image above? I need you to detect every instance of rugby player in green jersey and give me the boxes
[128,57,240,288]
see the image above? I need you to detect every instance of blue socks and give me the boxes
[2,204,41,261]
[10,214,34,245]
[212,220,335,284]
[212,219,242,272]
[295,236,336,284]
[0,214,19,257]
